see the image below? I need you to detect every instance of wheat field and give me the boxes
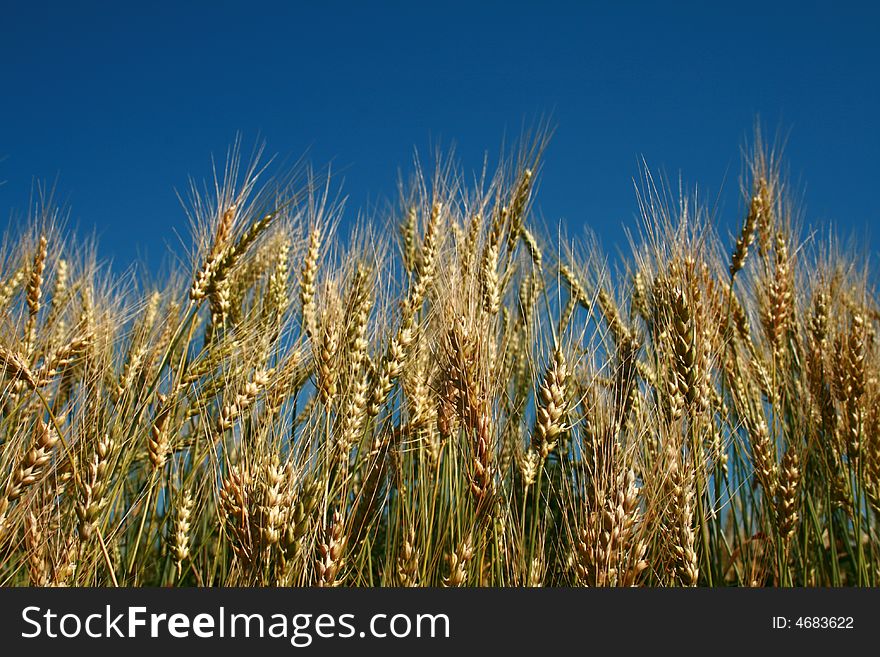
[0,130,877,587]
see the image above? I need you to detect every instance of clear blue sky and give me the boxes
[1,1,878,273]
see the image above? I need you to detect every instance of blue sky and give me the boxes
[1,1,878,273]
